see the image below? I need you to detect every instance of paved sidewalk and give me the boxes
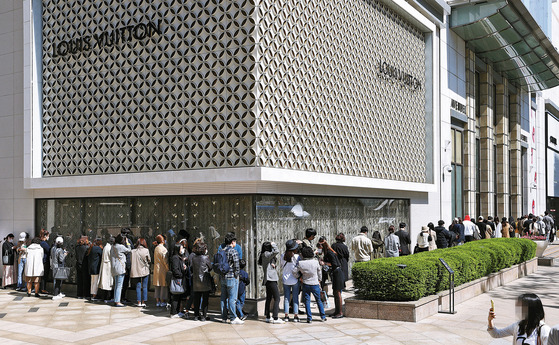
[0,265,558,345]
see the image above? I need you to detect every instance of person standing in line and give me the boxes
[169,243,187,318]
[110,234,131,307]
[331,233,349,283]
[434,220,452,249]
[494,217,502,238]
[219,233,244,325]
[236,259,249,321]
[25,237,44,297]
[119,228,135,303]
[462,215,477,242]
[293,246,326,323]
[87,238,103,301]
[190,241,212,321]
[130,238,151,307]
[16,232,29,292]
[501,218,511,238]
[219,231,243,259]
[395,223,411,255]
[318,238,344,318]
[259,241,284,324]
[384,225,400,257]
[301,228,317,249]
[280,239,300,323]
[426,223,438,251]
[488,293,550,344]
[487,216,496,237]
[98,237,114,303]
[416,226,431,253]
[2,234,16,289]
[152,235,169,307]
[75,236,90,299]
[38,230,51,294]
[543,211,555,242]
[351,226,374,262]
[51,236,67,300]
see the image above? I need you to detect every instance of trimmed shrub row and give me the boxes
[352,238,537,301]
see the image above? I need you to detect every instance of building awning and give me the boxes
[450,0,559,91]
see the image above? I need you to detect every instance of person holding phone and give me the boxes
[488,294,550,344]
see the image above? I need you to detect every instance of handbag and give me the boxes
[2,255,9,265]
[170,278,185,294]
[53,266,71,280]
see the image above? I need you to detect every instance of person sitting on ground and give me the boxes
[488,293,550,344]
[293,246,326,323]
[384,225,400,257]
[351,226,374,262]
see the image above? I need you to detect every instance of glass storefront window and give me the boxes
[37,194,410,298]
[451,129,464,219]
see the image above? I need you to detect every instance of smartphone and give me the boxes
[491,299,494,311]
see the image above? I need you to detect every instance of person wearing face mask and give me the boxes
[39,229,51,294]
[488,293,550,344]
[2,234,16,288]
[169,243,188,318]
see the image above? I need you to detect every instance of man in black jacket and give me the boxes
[434,220,452,249]
[395,223,411,256]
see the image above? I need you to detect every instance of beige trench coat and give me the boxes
[153,244,169,287]
[98,243,113,290]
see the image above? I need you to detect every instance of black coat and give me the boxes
[395,230,411,255]
[2,241,15,265]
[87,246,103,275]
[331,242,349,281]
[434,226,452,249]
[75,244,89,268]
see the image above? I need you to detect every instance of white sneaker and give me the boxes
[60,293,66,297]
[271,318,285,324]
[231,318,244,325]
[52,295,62,300]
[171,314,181,319]
[156,302,161,307]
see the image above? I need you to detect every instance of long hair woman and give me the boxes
[488,293,550,344]
[2,233,16,288]
[169,243,187,318]
[24,237,44,297]
[131,238,151,307]
[190,241,212,321]
[51,236,67,300]
[280,239,300,322]
[258,241,283,324]
[87,238,103,301]
[110,234,131,307]
[153,234,169,307]
[318,237,345,318]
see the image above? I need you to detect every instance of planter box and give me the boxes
[345,257,538,322]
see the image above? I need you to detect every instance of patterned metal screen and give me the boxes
[39,0,428,182]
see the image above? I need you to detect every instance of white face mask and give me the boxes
[317,249,322,254]
[8,239,13,243]
[180,247,185,255]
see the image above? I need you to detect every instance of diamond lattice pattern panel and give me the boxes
[255,0,427,182]
[41,0,256,176]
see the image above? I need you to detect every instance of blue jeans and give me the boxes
[236,289,245,318]
[220,277,238,321]
[17,258,26,289]
[113,274,125,303]
[302,284,325,321]
[283,282,299,315]
[135,276,149,303]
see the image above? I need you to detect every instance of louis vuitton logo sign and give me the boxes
[51,20,162,58]
[377,60,422,91]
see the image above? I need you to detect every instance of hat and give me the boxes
[478,216,484,221]
[464,215,471,221]
[285,239,298,251]
[55,236,63,244]
[18,232,26,242]
[421,226,428,231]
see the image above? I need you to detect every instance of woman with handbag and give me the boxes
[488,293,550,344]
[169,243,187,318]
[87,238,103,301]
[51,236,68,300]
[190,241,212,321]
[2,234,16,289]
[16,232,29,292]
[130,238,151,307]
[259,241,283,324]
[110,234,131,307]
[318,238,345,318]
[153,235,169,307]
[25,237,44,297]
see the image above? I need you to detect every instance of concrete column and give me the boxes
[479,66,494,216]
[495,81,510,218]
[509,93,522,218]
[463,50,477,217]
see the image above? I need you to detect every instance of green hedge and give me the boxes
[352,238,536,301]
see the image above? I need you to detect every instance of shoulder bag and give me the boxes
[53,265,71,280]
[170,278,185,294]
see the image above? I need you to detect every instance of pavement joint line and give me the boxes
[28,307,39,313]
